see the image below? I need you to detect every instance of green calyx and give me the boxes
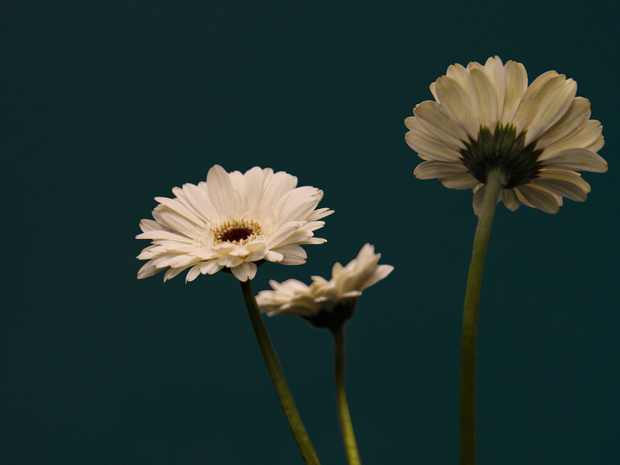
[459,124,544,189]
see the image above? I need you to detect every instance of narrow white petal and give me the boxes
[186,265,202,283]
[501,60,528,124]
[414,161,468,180]
[182,182,219,221]
[267,221,303,249]
[139,219,169,233]
[469,65,498,130]
[485,56,506,123]
[435,76,479,137]
[243,166,265,214]
[439,173,480,190]
[154,197,204,226]
[217,255,244,268]
[207,165,235,218]
[137,261,160,279]
[163,266,190,282]
[359,265,394,291]
[136,230,194,243]
[274,244,308,265]
[265,250,284,262]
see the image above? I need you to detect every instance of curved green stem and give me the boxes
[240,279,321,465]
[460,170,502,465]
[332,324,361,465]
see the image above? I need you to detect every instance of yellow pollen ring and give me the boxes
[213,219,263,246]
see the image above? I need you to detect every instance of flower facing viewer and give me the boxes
[256,244,393,329]
[136,165,333,282]
[405,56,607,214]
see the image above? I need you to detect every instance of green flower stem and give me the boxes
[460,169,502,465]
[240,279,321,465]
[332,324,361,465]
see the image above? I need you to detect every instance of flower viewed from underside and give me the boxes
[136,165,333,282]
[256,244,393,329]
[405,56,607,214]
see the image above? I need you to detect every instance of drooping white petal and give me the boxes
[501,188,520,211]
[531,171,590,201]
[447,63,482,124]
[517,185,560,214]
[414,160,468,180]
[231,262,257,282]
[439,173,480,190]
[540,120,603,157]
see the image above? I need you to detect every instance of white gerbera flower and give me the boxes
[136,165,333,282]
[405,56,607,214]
[256,244,393,327]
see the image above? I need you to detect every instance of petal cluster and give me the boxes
[405,56,607,214]
[256,244,394,318]
[136,165,333,282]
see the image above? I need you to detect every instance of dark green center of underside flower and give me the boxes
[459,124,544,189]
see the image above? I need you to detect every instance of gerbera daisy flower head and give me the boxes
[256,244,393,330]
[405,56,607,214]
[136,165,333,283]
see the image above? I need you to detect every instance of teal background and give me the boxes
[2,1,618,464]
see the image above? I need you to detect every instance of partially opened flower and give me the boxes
[256,244,393,328]
[405,56,607,214]
[136,165,333,282]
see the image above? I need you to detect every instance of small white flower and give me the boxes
[405,56,607,214]
[136,165,333,282]
[256,244,394,323]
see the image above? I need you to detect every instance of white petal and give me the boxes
[473,185,486,215]
[413,100,469,148]
[274,244,308,265]
[531,171,590,202]
[501,60,528,124]
[435,76,479,138]
[485,56,506,124]
[181,182,219,221]
[512,72,562,134]
[439,173,480,190]
[469,65,498,130]
[414,160,468,179]
[541,120,604,157]
[200,260,223,275]
[501,188,520,211]
[136,230,193,243]
[542,148,608,173]
[186,265,202,283]
[446,63,482,124]
[405,125,462,162]
[231,262,257,282]
[524,78,577,146]
[265,250,284,262]
[207,165,235,218]
[154,197,204,226]
[140,219,169,233]
[163,266,190,282]
[243,166,265,215]
[535,97,590,149]
[359,265,394,291]
[217,255,244,268]
[517,185,560,213]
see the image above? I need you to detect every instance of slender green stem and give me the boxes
[240,279,321,465]
[460,169,502,465]
[332,324,361,465]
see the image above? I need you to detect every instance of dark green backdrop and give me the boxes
[2,1,618,464]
